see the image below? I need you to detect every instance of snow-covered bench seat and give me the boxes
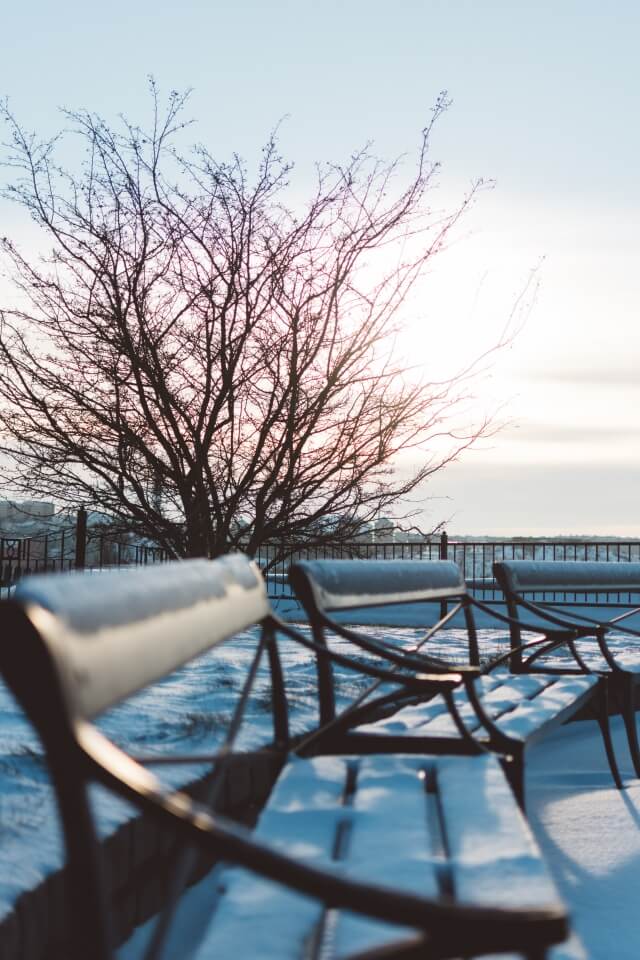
[0,556,569,959]
[288,559,622,806]
[494,559,640,779]
[197,752,582,960]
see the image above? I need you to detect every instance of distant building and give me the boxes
[0,500,55,525]
[0,502,146,570]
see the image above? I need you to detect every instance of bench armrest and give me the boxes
[300,610,477,675]
[274,615,473,692]
[470,593,584,636]
[480,592,639,674]
[522,608,640,674]
[516,595,640,640]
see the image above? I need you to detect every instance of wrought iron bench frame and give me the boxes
[494,559,640,778]
[0,556,570,960]
[289,558,623,805]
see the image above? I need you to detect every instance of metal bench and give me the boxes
[289,559,623,806]
[0,556,571,959]
[494,559,640,779]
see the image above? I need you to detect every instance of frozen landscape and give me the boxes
[1,620,638,959]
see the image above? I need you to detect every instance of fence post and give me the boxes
[439,530,449,620]
[439,530,448,561]
[75,507,87,570]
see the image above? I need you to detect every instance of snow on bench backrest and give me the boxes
[289,559,466,613]
[13,555,269,720]
[495,560,640,595]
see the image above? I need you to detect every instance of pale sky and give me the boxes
[1,1,639,536]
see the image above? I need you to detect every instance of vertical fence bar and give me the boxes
[439,530,448,619]
[75,507,87,570]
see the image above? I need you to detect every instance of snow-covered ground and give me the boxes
[1,621,639,958]
[528,716,640,959]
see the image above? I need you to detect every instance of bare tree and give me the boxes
[0,86,508,560]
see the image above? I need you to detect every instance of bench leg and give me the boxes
[622,674,640,779]
[597,681,623,790]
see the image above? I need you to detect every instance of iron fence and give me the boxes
[0,519,170,598]
[442,538,640,603]
[4,523,640,605]
[254,538,445,599]
[255,535,640,605]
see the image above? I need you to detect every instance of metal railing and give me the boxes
[254,538,445,599]
[0,515,170,598]
[442,537,640,603]
[4,524,640,605]
[255,534,640,605]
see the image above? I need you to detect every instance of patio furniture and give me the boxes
[494,559,640,778]
[0,556,570,959]
[289,559,623,806]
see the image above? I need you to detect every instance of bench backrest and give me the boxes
[289,558,467,613]
[493,559,640,670]
[11,554,268,720]
[289,560,478,690]
[494,559,640,596]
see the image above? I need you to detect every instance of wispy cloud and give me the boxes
[423,460,640,537]
[526,366,640,387]
[503,422,638,444]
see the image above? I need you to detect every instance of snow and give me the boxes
[121,752,569,960]
[0,624,434,924]
[353,671,600,744]
[185,756,346,960]
[528,715,640,959]
[1,618,639,957]
[495,674,598,741]
[120,742,632,960]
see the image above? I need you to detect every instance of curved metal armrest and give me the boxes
[527,600,640,640]
[471,596,605,675]
[526,610,638,674]
[81,726,568,958]
[272,615,479,690]
[469,595,595,637]
[493,592,614,636]
[493,595,640,672]
[328,617,459,672]
[486,631,590,674]
[592,626,632,674]
[466,596,587,671]
[293,607,468,675]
